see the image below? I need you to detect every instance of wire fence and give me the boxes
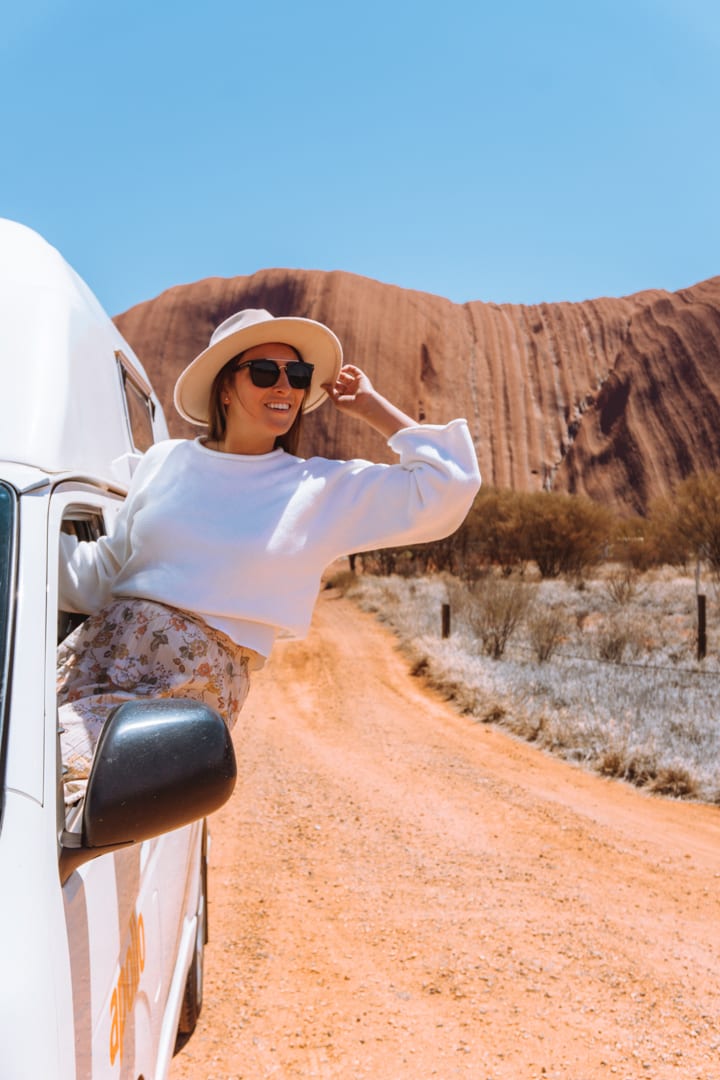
[509,641,720,681]
[436,599,720,682]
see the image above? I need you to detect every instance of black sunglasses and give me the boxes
[233,358,314,390]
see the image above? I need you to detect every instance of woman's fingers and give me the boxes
[322,365,375,412]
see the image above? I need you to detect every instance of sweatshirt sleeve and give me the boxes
[317,419,481,561]
[58,515,130,614]
[58,440,174,614]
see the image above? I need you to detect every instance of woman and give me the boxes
[58,308,481,803]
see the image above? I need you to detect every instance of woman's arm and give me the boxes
[59,518,129,614]
[58,440,177,613]
[322,365,417,439]
[306,418,481,563]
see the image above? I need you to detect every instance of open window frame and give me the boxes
[115,349,157,454]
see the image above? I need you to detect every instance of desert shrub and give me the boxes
[593,733,701,797]
[463,488,528,574]
[597,747,627,779]
[612,513,694,572]
[598,744,658,786]
[593,614,645,663]
[526,605,566,662]
[596,629,626,663]
[671,470,720,578]
[605,565,639,605]
[345,567,720,803]
[434,498,488,575]
[622,756,658,786]
[478,703,507,724]
[361,547,423,576]
[361,513,479,577]
[519,491,614,579]
[462,574,534,659]
[361,547,400,575]
[361,487,624,584]
[647,766,699,799]
[640,499,689,570]
[612,517,650,571]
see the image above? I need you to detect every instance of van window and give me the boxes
[116,350,156,453]
[0,482,17,821]
[58,510,106,643]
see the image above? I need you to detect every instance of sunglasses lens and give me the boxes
[286,362,314,389]
[245,360,278,387]
[244,360,314,390]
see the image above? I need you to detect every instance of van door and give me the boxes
[52,489,203,1079]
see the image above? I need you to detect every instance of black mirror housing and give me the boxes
[60,699,236,881]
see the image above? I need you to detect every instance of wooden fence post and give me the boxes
[697,593,707,661]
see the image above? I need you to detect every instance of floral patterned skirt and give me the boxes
[58,598,253,806]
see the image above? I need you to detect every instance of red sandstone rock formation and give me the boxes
[114,270,720,515]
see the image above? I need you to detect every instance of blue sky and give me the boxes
[1,0,719,316]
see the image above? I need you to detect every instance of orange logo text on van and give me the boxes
[109,910,146,1065]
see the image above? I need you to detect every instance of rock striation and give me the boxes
[115,270,720,515]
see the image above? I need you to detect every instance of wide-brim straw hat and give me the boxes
[174,308,343,424]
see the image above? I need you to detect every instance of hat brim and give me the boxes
[174,315,343,425]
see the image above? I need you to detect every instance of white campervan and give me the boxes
[0,220,236,1079]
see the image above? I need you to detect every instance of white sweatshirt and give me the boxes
[61,420,480,661]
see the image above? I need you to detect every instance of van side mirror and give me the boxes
[60,699,236,883]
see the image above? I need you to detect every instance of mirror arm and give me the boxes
[59,838,135,885]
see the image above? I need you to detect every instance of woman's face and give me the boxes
[224,341,306,452]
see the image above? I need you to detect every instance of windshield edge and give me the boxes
[0,481,18,830]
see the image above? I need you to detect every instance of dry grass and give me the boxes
[329,564,720,803]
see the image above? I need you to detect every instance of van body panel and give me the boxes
[58,824,204,1078]
[0,218,168,479]
[0,790,76,1079]
[0,463,51,493]
[0,220,221,1078]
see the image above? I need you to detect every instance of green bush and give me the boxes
[358,468,720,583]
[463,488,528,574]
[671,470,720,574]
[518,491,613,579]
[644,497,692,569]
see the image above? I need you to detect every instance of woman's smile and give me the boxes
[220,341,306,453]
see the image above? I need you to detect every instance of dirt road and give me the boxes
[170,587,720,1080]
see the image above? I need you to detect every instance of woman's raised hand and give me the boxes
[322,365,375,416]
[323,364,417,438]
